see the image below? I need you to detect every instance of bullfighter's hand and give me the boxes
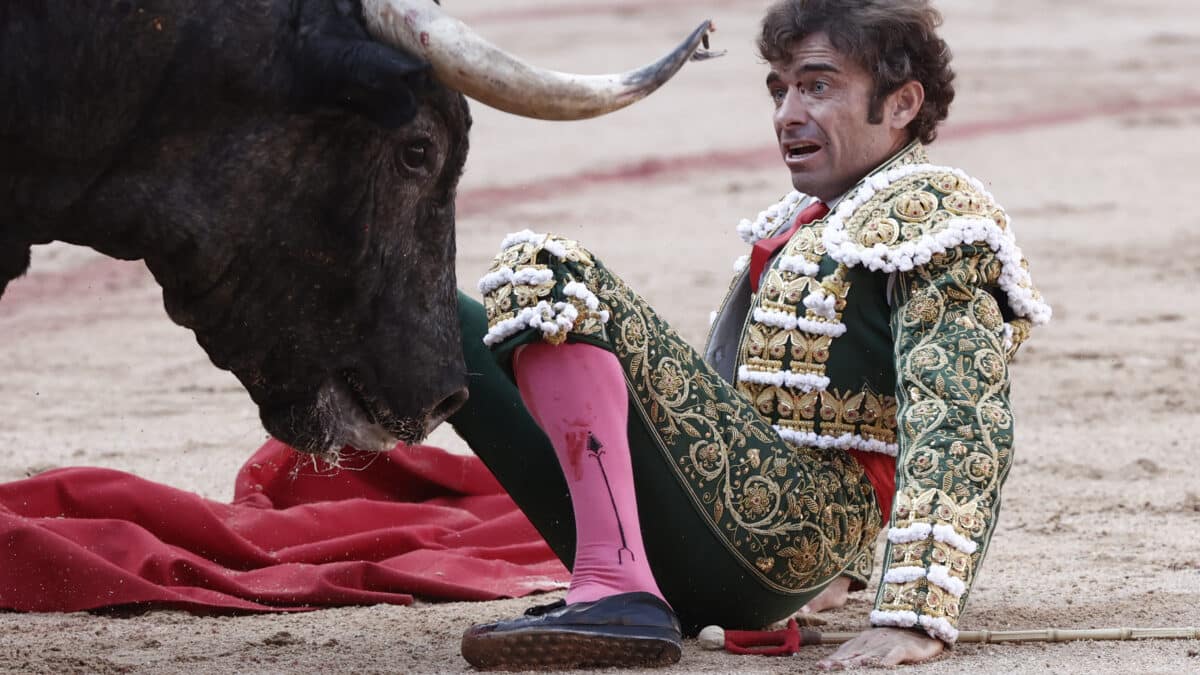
[816,627,944,669]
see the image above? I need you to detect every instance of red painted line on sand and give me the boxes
[457,93,1200,217]
[4,94,1198,313]
[941,94,1200,141]
[458,147,774,218]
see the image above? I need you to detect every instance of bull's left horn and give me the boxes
[361,0,720,121]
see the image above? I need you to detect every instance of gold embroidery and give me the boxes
[930,172,962,194]
[784,224,828,261]
[842,175,997,250]
[514,274,555,308]
[742,324,833,377]
[482,236,610,345]
[1005,318,1033,360]
[761,270,822,312]
[990,208,1009,231]
[858,217,901,247]
[483,286,513,322]
[842,540,878,591]
[896,190,939,222]
[738,385,898,445]
[973,296,1003,331]
[943,191,992,216]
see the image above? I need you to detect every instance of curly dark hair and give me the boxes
[757,0,956,144]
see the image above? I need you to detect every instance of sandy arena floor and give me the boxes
[2,0,1198,672]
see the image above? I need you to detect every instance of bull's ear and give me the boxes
[300,37,431,128]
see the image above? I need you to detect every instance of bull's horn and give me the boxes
[361,0,720,121]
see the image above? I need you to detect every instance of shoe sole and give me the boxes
[461,629,682,671]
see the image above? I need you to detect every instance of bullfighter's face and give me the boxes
[767,32,922,203]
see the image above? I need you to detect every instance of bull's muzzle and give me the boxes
[319,380,467,453]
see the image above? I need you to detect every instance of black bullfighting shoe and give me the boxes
[460,591,683,671]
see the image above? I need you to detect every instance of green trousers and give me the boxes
[450,236,879,633]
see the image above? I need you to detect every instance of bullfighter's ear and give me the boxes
[302,37,431,128]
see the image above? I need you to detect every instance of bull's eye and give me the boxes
[399,141,430,171]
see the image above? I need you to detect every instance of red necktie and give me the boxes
[748,200,829,292]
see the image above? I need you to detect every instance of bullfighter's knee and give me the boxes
[478,230,611,349]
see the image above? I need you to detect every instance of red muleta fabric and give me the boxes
[0,439,567,613]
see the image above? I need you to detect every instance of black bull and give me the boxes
[0,0,472,452]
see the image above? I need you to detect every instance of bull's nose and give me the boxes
[424,387,469,436]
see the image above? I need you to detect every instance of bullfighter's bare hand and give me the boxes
[817,627,944,669]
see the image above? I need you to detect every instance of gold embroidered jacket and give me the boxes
[704,143,1050,643]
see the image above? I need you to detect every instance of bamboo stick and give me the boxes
[697,625,1200,650]
[812,627,1200,645]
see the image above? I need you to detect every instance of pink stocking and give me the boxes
[513,341,665,605]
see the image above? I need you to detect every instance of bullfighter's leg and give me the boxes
[460,232,881,670]
[448,291,577,565]
[513,341,665,605]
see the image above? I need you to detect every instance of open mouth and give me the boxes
[785,141,822,160]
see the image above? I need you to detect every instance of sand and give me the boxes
[2,0,1198,672]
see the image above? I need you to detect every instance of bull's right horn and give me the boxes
[361,0,721,121]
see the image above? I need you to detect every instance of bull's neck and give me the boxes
[0,233,32,299]
[0,200,204,307]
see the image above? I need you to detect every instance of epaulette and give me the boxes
[821,164,1051,326]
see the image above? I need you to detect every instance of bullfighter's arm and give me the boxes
[869,244,1022,644]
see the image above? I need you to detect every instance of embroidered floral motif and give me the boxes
[896,190,939,222]
[842,542,878,591]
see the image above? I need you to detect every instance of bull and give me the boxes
[0,1,714,453]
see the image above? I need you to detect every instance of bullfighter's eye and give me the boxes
[399,141,430,171]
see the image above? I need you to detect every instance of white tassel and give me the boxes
[932,524,979,554]
[870,609,918,628]
[919,615,960,644]
[732,254,750,274]
[888,522,933,544]
[736,191,807,244]
[778,255,821,277]
[499,229,546,250]
[883,566,928,584]
[752,308,847,337]
[803,290,838,320]
[926,564,966,598]
[737,365,830,392]
[774,427,899,456]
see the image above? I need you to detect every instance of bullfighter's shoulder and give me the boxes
[821,164,1051,326]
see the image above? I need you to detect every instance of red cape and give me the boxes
[0,439,567,613]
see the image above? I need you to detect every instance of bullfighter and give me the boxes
[446,0,1050,669]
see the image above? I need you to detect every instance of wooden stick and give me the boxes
[815,626,1200,645]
